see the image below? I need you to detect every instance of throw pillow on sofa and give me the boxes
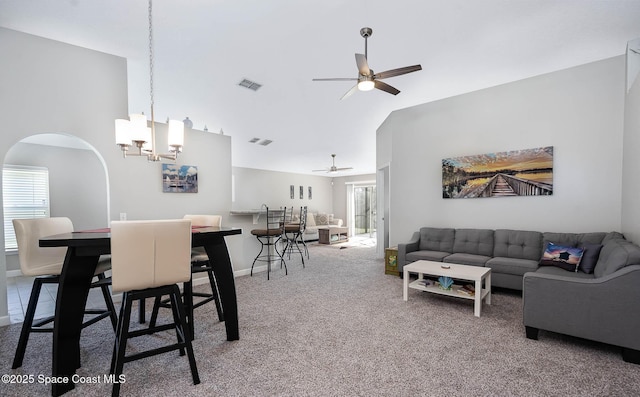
[539,242,584,272]
[577,243,603,274]
[316,213,329,225]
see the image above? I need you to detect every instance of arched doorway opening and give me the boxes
[3,133,110,323]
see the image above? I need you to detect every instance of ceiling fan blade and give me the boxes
[312,78,358,81]
[312,169,329,172]
[355,53,370,75]
[340,84,358,100]
[374,64,422,80]
[335,167,354,171]
[374,80,400,95]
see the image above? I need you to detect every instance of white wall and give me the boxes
[378,56,626,247]
[231,167,333,212]
[622,46,640,243]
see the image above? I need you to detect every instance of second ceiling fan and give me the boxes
[313,154,353,173]
[313,27,422,100]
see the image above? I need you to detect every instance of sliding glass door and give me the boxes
[354,185,376,237]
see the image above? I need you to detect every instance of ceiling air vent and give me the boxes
[258,140,273,146]
[238,78,262,91]
[249,137,260,143]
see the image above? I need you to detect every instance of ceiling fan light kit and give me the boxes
[357,76,375,91]
[313,27,422,99]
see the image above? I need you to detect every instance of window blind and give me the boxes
[3,165,50,251]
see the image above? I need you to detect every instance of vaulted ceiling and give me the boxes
[2,0,640,175]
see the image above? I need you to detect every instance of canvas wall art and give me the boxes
[442,146,553,199]
[162,164,198,193]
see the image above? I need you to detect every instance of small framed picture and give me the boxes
[290,185,295,199]
[162,164,198,193]
[299,185,304,199]
[308,186,312,200]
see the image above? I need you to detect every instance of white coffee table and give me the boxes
[403,260,491,317]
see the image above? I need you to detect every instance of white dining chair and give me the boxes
[182,214,224,317]
[109,219,199,397]
[11,217,117,369]
[148,214,224,328]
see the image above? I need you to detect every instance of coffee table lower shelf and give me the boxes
[408,281,490,301]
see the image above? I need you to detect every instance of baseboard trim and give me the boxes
[236,265,265,277]
[0,315,11,327]
[6,270,22,278]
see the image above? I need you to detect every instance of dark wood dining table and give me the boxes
[39,225,242,396]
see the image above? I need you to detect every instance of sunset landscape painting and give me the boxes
[442,146,553,199]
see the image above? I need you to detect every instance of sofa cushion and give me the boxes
[493,229,542,261]
[539,242,584,272]
[594,238,640,278]
[578,243,603,274]
[452,228,494,256]
[534,265,595,279]
[486,257,539,277]
[306,212,316,227]
[443,253,490,267]
[542,232,606,250]
[418,227,455,253]
[602,231,625,244]
[406,250,450,263]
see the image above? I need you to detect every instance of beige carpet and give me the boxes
[1,244,639,396]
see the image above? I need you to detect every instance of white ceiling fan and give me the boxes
[313,27,422,99]
[313,154,353,173]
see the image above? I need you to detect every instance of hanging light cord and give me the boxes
[147,0,156,154]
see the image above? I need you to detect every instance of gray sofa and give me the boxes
[523,237,640,364]
[398,227,640,364]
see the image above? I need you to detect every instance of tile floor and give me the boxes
[6,274,114,324]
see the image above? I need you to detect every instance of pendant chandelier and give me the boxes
[115,0,184,161]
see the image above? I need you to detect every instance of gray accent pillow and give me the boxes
[578,243,603,274]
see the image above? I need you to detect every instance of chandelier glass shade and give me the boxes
[115,0,184,161]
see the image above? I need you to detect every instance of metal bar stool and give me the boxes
[283,206,308,265]
[250,205,286,279]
